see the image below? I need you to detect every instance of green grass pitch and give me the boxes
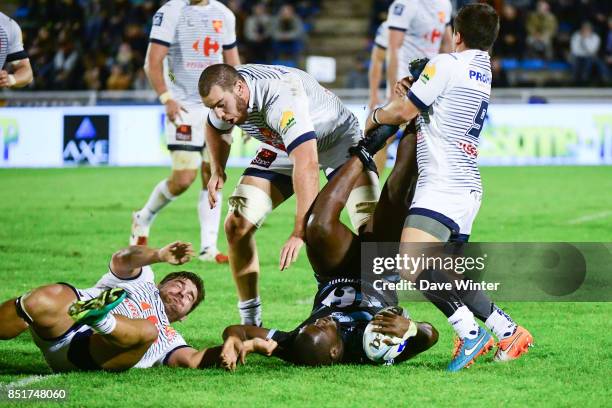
[0,166,611,407]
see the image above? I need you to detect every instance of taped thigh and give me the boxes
[346,183,380,231]
[170,150,201,170]
[228,184,274,228]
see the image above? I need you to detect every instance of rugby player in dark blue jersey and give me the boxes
[218,124,439,367]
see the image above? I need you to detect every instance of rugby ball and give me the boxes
[362,306,418,363]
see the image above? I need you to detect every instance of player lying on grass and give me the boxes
[218,126,440,368]
[363,4,533,371]
[0,242,229,372]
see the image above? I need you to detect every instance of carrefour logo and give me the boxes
[0,117,19,161]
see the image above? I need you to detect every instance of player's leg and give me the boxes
[447,238,533,362]
[69,288,158,371]
[400,226,493,371]
[305,156,365,275]
[132,109,202,245]
[198,153,228,263]
[225,150,293,325]
[87,316,158,371]
[0,298,29,340]
[15,284,82,340]
[367,123,418,242]
[131,152,198,245]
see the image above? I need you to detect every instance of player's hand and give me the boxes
[371,311,413,341]
[251,338,277,356]
[0,70,11,88]
[393,77,412,99]
[158,241,195,265]
[220,335,244,371]
[207,171,227,209]
[165,99,188,124]
[279,235,304,271]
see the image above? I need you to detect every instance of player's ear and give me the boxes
[329,344,342,362]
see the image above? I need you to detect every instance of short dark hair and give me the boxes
[454,4,500,51]
[159,271,205,314]
[198,63,244,98]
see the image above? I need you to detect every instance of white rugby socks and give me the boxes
[140,179,176,223]
[199,190,222,252]
[238,297,262,327]
[90,314,117,335]
[448,306,480,339]
[485,306,517,340]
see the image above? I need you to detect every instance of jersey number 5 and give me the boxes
[467,100,488,138]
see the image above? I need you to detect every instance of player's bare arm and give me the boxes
[110,242,194,278]
[220,325,281,369]
[145,42,186,123]
[222,47,241,66]
[0,58,33,88]
[387,29,405,100]
[165,344,226,369]
[280,139,320,271]
[368,45,386,111]
[204,121,232,208]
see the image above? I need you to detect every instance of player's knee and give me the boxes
[140,320,159,345]
[225,184,272,243]
[305,215,334,247]
[23,285,70,318]
[170,172,196,193]
[224,212,255,244]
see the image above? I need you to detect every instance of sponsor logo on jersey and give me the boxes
[469,70,491,85]
[176,124,192,142]
[153,12,163,26]
[251,148,277,168]
[164,325,178,342]
[192,37,220,57]
[459,141,478,159]
[438,11,446,23]
[212,19,223,33]
[420,63,436,84]
[258,128,286,150]
[393,3,405,15]
[280,111,296,135]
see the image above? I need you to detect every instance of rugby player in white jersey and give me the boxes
[131,0,240,264]
[385,0,453,101]
[365,4,533,371]
[0,241,231,371]
[198,64,380,326]
[0,11,33,88]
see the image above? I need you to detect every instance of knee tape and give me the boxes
[228,184,273,228]
[346,184,380,231]
[170,151,201,170]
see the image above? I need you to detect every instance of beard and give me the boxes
[234,93,248,124]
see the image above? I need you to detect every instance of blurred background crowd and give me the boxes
[3,0,612,90]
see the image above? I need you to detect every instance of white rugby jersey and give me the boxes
[208,64,357,154]
[90,266,188,368]
[407,49,492,194]
[374,21,389,50]
[0,12,27,69]
[386,0,451,79]
[149,0,237,106]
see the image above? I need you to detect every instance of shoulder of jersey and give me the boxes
[161,0,188,11]
[209,0,236,18]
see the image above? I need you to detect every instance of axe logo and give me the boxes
[63,115,110,165]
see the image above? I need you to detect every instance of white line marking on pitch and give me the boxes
[0,374,58,390]
[568,211,612,225]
